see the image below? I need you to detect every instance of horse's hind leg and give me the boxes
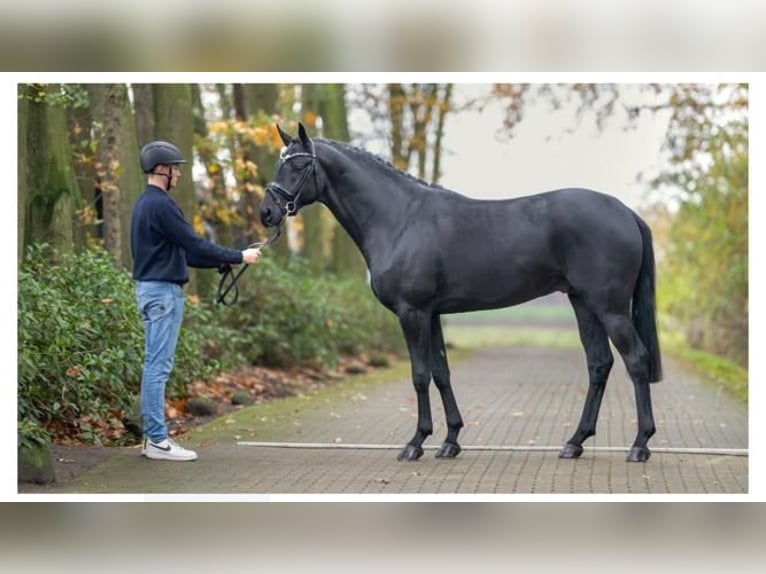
[397,307,434,461]
[599,311,656,462]
[560,293,614,459]
[431,315,464,458]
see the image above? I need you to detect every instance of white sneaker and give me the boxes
[141,437,198,461]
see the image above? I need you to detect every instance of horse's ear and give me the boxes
[297,122,312,148]
[276,124,293,147]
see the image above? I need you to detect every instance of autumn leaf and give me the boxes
[253,127,269,146]
[268,124,283,149]
[208,121,228,134]
[192,214,205,235]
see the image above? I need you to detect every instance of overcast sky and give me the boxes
[438,85,671,210]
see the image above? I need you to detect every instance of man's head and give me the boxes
[140,141,187,190]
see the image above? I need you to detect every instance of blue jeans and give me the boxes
[136,281,185,443]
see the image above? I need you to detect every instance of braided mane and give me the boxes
[320,139,447,191]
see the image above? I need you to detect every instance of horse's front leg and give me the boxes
[397,307,433,462]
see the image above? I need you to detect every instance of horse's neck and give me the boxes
[318,148,411,261]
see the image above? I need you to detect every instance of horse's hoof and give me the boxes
[397,444,424,461]
[435,442,462,459]
[627,446,651,462]
[559,443,584,459]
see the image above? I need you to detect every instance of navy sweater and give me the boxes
[131,185,243,285]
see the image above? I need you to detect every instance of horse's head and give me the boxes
[260,123,320,228]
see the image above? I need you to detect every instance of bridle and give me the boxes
[216,143,318,307]
[264,143,319,218]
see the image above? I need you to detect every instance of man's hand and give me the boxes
[241,247,262,265]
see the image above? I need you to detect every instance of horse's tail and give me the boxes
[632,214,663,382]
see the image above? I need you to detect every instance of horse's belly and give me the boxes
[437,271,568,314]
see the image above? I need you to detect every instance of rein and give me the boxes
[215,223,282,306]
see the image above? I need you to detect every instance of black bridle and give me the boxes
[264,144,318,218]
[215,144,318,306]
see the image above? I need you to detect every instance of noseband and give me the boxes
[265,144,318,217]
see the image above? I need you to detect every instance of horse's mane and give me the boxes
[320,139,448,192]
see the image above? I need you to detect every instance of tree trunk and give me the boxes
[388,83,408,170]
[318,84,367,279]
[431,83,452,184]
[153,84,198,293]
[87,84,123,264]
[243,84,280,246]
[298,84,326,273]
[131,84,155,146]
[76,85,143,268]
[411,84,435,180]
[206,84,236,250]
[190,83,218,297]
[22,84,81,259]
[118,87,143,268]
[66,85,96,246]
[18,85,28,263]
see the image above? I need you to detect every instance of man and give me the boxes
[131,140,261,462]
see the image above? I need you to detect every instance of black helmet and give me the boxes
[140,141,188,173]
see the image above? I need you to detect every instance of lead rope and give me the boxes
[216,223,283,306]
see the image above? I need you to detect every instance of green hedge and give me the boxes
[18,245,403,445]
[213,256,404,368]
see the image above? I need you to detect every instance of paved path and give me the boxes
[22,346,747,496]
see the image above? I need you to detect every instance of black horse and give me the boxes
[261,123,662,463]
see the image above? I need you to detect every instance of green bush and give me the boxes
[18,245,404,445]
[213,256,404,368]
[18,244,143,442]
[17,244,243,443]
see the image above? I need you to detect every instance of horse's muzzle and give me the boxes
[260,203,281,228]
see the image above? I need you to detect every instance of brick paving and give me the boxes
[23,344,747,496]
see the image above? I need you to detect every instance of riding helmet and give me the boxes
[140,141,188,173]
